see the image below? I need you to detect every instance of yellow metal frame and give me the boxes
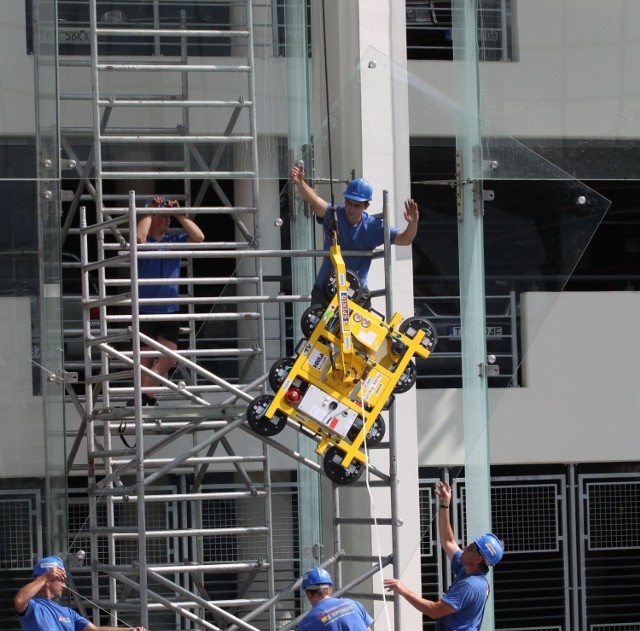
[262,243,433,470]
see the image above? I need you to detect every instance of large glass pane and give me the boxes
[356,40,610,626]
[0,0,65,619]
[36,0,67,561]
[478,0,640,180]
[282,0,322,597]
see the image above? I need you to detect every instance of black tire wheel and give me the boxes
[323,446,364,485]
[347,415,386,447]
[399,316,438,352]
[323,269,361,301]
[393,360,417,394]
[300,304,325,338]
[268,357,295,392]
[246,394,287,437]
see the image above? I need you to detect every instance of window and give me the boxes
[27,1,232,56]
[406,0,515,61]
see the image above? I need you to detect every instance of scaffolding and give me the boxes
[58,2,404,629]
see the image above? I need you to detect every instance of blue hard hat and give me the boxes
[301,567,333,590]
[473,533,504,567]
[33,556,65,577]
[343,178,373,202]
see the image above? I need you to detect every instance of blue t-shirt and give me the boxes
[18,597,90,631]
[138,232,188,314]
[297,596,372,631]
[437,550,490,631]
[315,205,398,290]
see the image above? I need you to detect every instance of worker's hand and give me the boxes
[148,195,168,208]
[289,164,305,185]
[383,578,408,596]
[403,198,419,226]
[435,480,452,506]
[45,565,67,584]
[166,198,180,209]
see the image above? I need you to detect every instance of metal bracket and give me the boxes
[457,149,496,220]
[472,182,495,217]
[305,544,323,561]
[455,151,465,222]
[478,356,500,378]
[46,370,79,384]
[65,371,79,384]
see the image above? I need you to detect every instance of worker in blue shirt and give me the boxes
[297,567,372,631]
[126,195,204,407]
[15,556,147,631]
[384,481,504,630]
[289,164,419,307]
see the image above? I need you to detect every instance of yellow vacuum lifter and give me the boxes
[246,218,437,485]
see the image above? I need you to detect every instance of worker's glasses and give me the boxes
[344,199,368,210]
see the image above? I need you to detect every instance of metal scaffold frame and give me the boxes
[59,2,406,629]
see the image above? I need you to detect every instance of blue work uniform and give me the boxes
[436,550,490,631]
[18,597,90,631]
[297,597,372,631]
[138,232,188,314]
[315,205,398,291]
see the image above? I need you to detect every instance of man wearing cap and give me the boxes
[14,556,147,631]
[384,481,504,630]
[289,164,419,308]
[297,566,372,631]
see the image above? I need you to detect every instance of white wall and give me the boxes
[416,292,640,466]
[5,0,640,144]
[408,0,640,140]
[0,298,46,477]
[0,0,36,135]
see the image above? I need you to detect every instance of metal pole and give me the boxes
[509,290,519,386]
[568,464,580,630]
[128,190,149,626]
[383,189,402,631]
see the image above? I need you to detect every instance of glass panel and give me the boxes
[356,39,610,624]
[36,0,67,561]
[450,1,494,625]
[282,0,322,591]
[477,0,640,180]
[0,0,66,608]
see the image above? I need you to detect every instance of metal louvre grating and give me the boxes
[114,501,170,564]
[580,474,640,629]
[68,493,172,565]
[0,494,40,569]
[459,482,561,553]
[490,483,560,553]
[592,625,640,630]
[418,478,443,631]
[271,488,297,561]
[201,485,297,562]
[418,484,435,557]
[438,476,569,630]
[586,481,640,550]
[202,496,245,563]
